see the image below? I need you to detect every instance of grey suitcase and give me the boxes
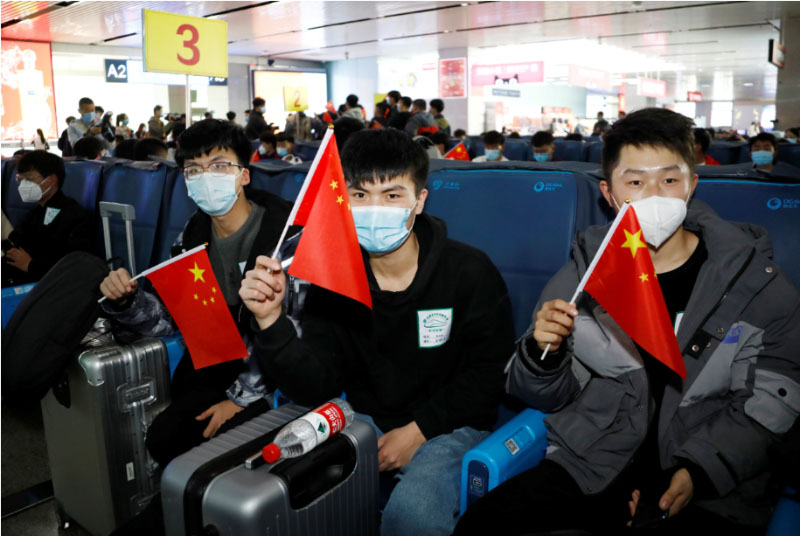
[161,404,380,536]
[41,335,172,536]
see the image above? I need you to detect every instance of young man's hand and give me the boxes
[532,299,578,352]
[627,468,694,525]
[100,267,138,302]
[5,248,32,272]
[240,255,286,330]
[377,421,426,472]
[196,399,244,438]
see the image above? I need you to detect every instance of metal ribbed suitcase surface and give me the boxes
[41,337,171,536]
[162,404,379,536]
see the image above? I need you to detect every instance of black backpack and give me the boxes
[2,251,109,405]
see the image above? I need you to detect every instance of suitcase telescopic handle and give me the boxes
[99,201,137,276]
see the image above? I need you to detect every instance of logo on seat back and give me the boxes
[767,197,799,210]
[533,181,564,193]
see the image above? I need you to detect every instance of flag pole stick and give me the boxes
[540,201,631,360]
[269,126,335,260]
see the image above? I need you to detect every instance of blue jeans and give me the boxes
[355,413,490,536]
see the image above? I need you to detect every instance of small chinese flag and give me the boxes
[582,205,686,379]
[285,128,372,308]
[444,142,470,161]
[144,245,249,369]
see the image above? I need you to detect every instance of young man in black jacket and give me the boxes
[240,128,515,536]
[2,150,93,287]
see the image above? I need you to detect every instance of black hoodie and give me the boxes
[252,213,515,438]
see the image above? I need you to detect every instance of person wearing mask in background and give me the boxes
[246,97,269,140]
[592,111,609,136]
[429,99,451,137]
[57,117,75,157]
[276,133,302,164]
[135,123,146,139]
[389,96,413,131]
[342,94,367,125]
[371,101,391,129]
[430,131,449,158]
[250,132,281,163]
[115,113,133,139]
[386,90,402,122]
[133,138,169,161]
[148,105,165,140]
[531,131,556,163]
[783,127,799,144]
[68,97,111,151]
[472,131,507,162]
[2,151,93,287]
[749,132,800,178]
[405,99,438,137]
[73,136,105,160]
[31,128,49,151]
[244,109,251,124]
[693,128,720,166]
[172,114,187,141]
[226,111,237,124]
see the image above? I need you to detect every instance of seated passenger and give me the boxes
[453,128,467,139]
[783,127,799,144]
[750,132,800,178]
[241,128,515,536]
[430,131,449,158]
[250,132,280,162]
[99,119,295,474]
[404,99,438,137]
[370,101,391,129]
[388,96,412,131]
[564,132,584,142]
[133,137,168,161]
[2,151,93,287]
[113,138,137,160]
[454,108,800,535]
[531,131,556,162]
[72,136,105,160]
[275,133,303,164]
[472,130,508,162]
[694,127,720,165]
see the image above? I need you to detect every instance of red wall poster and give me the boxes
[1,40,58,141]
[439,58,467,98]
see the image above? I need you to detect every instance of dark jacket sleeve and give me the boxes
[412,257,516,439]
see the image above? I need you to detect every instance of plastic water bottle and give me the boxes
[262,398,354,463]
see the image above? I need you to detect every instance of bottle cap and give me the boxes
[262,443,281,463]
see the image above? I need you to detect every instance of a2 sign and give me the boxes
[104,59,227,86]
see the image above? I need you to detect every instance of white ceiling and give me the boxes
[2,1,797,101]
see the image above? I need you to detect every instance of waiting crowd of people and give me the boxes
[2,87,799,536]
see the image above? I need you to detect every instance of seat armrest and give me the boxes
[460,408,548,514]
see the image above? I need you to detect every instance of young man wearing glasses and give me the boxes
[99,119,297,480]
[2,150,94,287]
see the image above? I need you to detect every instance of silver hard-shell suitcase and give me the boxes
[41,335,172,535]
[161,404,380,536]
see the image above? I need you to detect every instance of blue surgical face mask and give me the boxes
[123,119,129,125]
[533,153,549,163]
[786,137,797,144]
[351,201,417,254]
[485,149,500,161]
[752,150,774,166]
[277,147,289,157]
[186,172,242,216]
[82,111,97,124]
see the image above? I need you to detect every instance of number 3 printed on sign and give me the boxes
[177,24,200,66]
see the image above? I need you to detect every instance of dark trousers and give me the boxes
[453,460,764,536]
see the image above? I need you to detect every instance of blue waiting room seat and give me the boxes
[150,163,198,265]
[250,160,310,201]
[553,140,585,162]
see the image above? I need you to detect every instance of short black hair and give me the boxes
[259,132,277,148]
[253,97,265,108]
[482,130,504,146]
[176,118,253,167]
[412,99,427,111]
[564,133,584,141]
[749,132,777,150]
[333,117,365,151]
[400,96,412,108]
[78,97,93,108]
[346,94,359,107]
[430,131,448,146]
[276,133,294,144]
[387,90,402,102]
[114,134,124,144]
[374,101,390,117]
[602,108,695,182]
[18,150,65,188]
[453,129,466,138]
[226,111,236,121]
[341,129,428,195]
[532,131,554,148]
[114,138,138,159]
[66,116,76,124]
[73,136,104,160]
[116,113,127,126]
[429,99,444,114]
[95,106,104,115]
[154,105,162,113]
[597,111,604,117]
[787,127,800,137]
[693,128,712,153]
[134,138,168,161]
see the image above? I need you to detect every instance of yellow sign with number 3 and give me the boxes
[283,87,309,112]
[143,9,228,77]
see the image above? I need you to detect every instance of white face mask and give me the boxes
[18,178,51,203]
[613,192,690,248]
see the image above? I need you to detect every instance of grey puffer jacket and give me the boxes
[507,200,800,526]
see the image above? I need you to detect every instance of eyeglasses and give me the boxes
[183,162,243,180]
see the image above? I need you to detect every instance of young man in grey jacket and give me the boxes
[455,108,800,534]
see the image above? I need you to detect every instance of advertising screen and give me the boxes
[1,40,58,141]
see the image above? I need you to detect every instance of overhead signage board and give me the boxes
[568,65,611,91]
[688,91,703,102]
[283,86,309,112]
[142,9,228,77]
[492,88,521,98]
[638,78,667,98]
[105,59,128,83]
[471,61,543,87]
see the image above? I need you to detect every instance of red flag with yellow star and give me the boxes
[144,245,249,369]
[444,142,470,161]
[582,204,686,379]
[287,132,372,308]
